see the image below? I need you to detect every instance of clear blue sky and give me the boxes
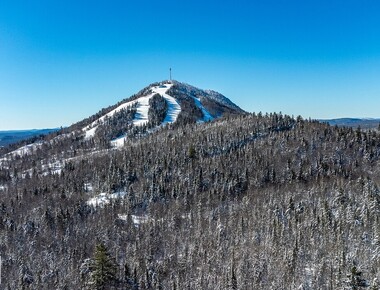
[1,0,380,130]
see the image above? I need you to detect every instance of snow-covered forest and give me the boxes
[0,83,380,289]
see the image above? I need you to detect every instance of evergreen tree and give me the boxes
[90,242,117,290]
[346,265,369,289]
[188,145,196,159]
[231,264,238,290]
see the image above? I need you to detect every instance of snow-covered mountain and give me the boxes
[0,80,244,160]
[79,80,244,147]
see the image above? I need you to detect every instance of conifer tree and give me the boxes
[231,264,238,290]
[90,242,117,290]
[346,265,368,289]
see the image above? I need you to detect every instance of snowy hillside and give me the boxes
[81,80,242,147]
[171,81,243,112]
[109,84,182,147]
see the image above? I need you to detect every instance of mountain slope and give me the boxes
[83,83,182,145]
[82,80,244,146]
[170,80,243,113]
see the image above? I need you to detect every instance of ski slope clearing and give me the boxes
[132,95,152,126]
[151,84,181,125]
[192,97,214,122]
[84,83,179,141]
[110,83,181,147]
[83,94,151,138]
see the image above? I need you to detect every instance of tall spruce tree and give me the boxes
[90,242,117,290]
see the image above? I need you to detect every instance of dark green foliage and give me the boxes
[148,94,168,126]
[188,145,196,159]
[346,265,369,289]
[230,264,238,290]
[90,243,117,289]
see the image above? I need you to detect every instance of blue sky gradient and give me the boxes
[1,0,380,129]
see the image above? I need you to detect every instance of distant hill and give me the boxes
[319,118,380,129]
[0,128,59,147]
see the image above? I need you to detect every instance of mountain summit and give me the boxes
[79,80,244,147]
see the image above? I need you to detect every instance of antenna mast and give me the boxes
[170,68,172,82]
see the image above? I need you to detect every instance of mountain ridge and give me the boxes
[320,117,380,129]
[0,128,59,147]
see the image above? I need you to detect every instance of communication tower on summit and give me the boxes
[169,68,172,82]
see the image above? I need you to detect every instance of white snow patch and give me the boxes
[301,266,316,289]
[131,214,149,226]
[41,160,63,176]
[87,191,127,207]
[83,98,142,138]
[84,183,93,192]
[117,214,150,227]
[85,127,97,138]
[132,95,152,126]
[42,168,62,176]
[4,142,43,158]
[83,83,181,147]
[0,185,6,191]
[110,83,179,148]
[0,142,44,167]
[110,135,127,147]
[192,97,214,122]
[118,214,129,221]
[153,85,181,125]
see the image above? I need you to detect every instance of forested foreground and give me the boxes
[1,113,380,289]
